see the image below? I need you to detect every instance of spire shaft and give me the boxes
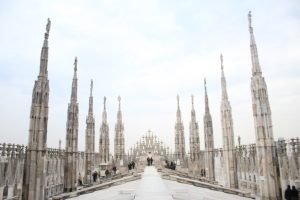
[204,78,210,114]
[88,79,93,114]
[221,54,228,100]
[102,96,107,123]
[117,96,122,121]
[248,11,262,76]
[191,95,196,119]
[176,95,182,122]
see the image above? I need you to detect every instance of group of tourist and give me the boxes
[127,161,136,171]
[165,160,176,170]
[147,157,153,166]
[284,185,299,200]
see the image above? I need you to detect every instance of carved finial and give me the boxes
[220,53,224,70]
[204,78,207,88]
[177,95,180,108]
[74,57,77,72]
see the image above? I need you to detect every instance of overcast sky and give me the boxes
[0,1,299,153]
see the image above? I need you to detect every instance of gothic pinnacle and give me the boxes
[39,18,51,77]
[248,11,252,33]
[204,78,210,114]
[43,18,51,41]
[102,96,107,123]
[248,11,262,76]
[104,96,107,111]
[71,57,78,103]
[88,79,93,114]
[220,53,224,70]
[90,79,93,96]
[117,96,122,121]
[74,57,77,76]
[176,95,182,122]
[221,54,228,100]
[177,94,180,109]
[191,95,195,113]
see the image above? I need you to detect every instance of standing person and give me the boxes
[105,169,109,177]
[132,161,135,169]
[291,186,299,200]
[78,173,83,186]
[112,166,117,175]
[150,157,153,166]
[147,157,150,166]
[92,171,97,182]
[285,185,292,200]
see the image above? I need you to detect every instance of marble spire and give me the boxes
[23,18,51,200]
[71,58,78,103]
[174,95,186,165]
[114,96,125,163]
[100,96,110,163]
[64,57,79,192]
[220,54,238,188]
[85,79,95,185]
[203,79,215,181]
[248,11,262,76]
[189,95,200,162]
[248,11,280,199]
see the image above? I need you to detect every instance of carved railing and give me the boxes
[277,137,300,156]
[0,143,26,158]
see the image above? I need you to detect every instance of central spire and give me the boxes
[248,11,262,76]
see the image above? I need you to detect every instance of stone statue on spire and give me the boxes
[90,79,93,95]
[191,95,194,106]
[118,96,121,107]
[74,57,77,72]
[248,11,252,30]
[46,18,51,34]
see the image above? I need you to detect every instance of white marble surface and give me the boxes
[72,167,250,200]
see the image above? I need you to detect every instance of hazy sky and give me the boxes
[0,1,299,153]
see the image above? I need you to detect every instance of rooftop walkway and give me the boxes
[56,167,252,199]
